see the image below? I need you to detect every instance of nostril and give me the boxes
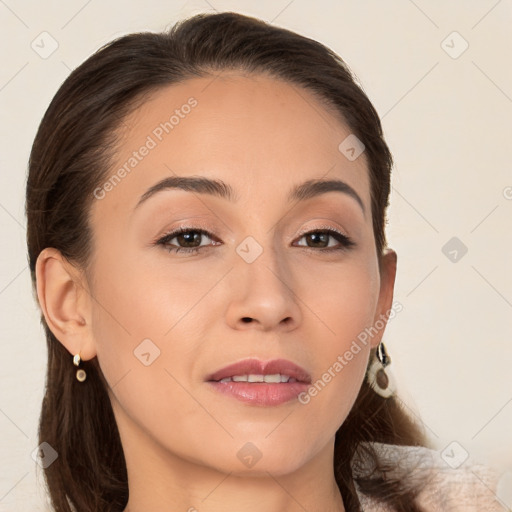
[241,317,253,323]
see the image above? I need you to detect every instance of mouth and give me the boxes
[214,374,301,383]
[206,358,311,406]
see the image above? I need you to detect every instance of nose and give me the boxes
[225,241,302,332]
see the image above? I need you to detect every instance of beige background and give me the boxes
[1,0,511,509]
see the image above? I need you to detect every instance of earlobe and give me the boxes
[35,247,96,361]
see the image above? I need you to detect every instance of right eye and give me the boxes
[155,227,221,255]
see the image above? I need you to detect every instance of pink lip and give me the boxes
[206,358,311,406]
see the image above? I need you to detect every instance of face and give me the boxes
[84,72,394,477]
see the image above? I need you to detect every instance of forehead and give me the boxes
[94,71,371,218]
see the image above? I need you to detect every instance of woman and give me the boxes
[26,11,504,512]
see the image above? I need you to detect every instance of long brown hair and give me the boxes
[26,11,428,511]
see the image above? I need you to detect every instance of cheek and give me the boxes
[88,246,212,419]
[87,247,174,388]
[89,241,205,342]
[299,258,380,422]
[88,255,208,454]
[309,254,379,353]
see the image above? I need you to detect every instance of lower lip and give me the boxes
[207,381,310,406]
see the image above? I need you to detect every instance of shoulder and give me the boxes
[351,442,507,512]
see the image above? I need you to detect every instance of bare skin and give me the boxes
[36,71,397,512]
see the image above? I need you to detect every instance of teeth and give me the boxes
[218,373,293,383]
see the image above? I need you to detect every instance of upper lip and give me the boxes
[206,358,312,384]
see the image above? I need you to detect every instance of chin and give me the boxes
[226,435,317,476]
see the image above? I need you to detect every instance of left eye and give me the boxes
[156,227,355,255]
[294,229,355,250]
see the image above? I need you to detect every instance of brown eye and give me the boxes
[295,229,355,251]
[304,232,330,248]
[156,228,218,254]
[173,231,203,248]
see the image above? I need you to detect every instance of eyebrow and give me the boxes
[134,175,365,216]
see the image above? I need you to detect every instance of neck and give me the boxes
[123,467,345,512]
[117,412,345,512]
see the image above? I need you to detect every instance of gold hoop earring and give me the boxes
[73,352,87,382]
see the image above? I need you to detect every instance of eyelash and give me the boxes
[155,225,355,255]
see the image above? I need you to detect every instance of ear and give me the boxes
[35,247,97,361]
[370,247,398,349]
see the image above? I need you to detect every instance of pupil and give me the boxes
[178,232,200,247]
[308,233,328,247]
